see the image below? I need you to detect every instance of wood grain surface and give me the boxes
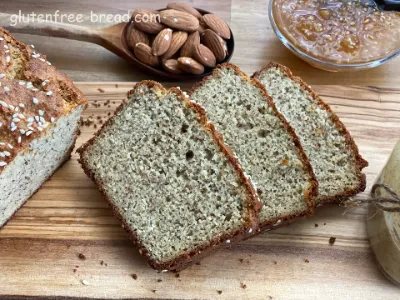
[0,0,399,85]
[0,83,399,299]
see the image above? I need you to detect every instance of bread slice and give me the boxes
[190,63,318,229]
[253,62,368,204]
[0,28,87,228]
[77,81,261,271]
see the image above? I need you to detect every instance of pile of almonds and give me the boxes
[127,2,231,75]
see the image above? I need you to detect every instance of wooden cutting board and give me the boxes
[1,83,399,300]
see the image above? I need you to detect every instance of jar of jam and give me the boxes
[270,0,400,71]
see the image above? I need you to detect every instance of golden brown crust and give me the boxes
[189,63,318,226]
[77,81,261,271]
[0,27,87,175]
[253,62,368,203]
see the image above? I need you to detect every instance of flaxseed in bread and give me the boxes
[253,62,368,204]
[77,81,261,271]
[0,28,87,228]
[190,63,318,229]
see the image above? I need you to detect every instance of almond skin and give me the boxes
[203,14,231,39]
[161,31,188,60]
[134,43,159,67]
[160,9,199,32]
[202,29,227,62]
[127,23,150,51]
[163,59,185,74]
[152,28,173,56]
[166,2,202,19]
[132,9,165,34]
[193,44,216,68]
[177,57,205,75]
[198,17,208,34]
[180,31,200,58]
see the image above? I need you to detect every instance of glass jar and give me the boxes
[269,0,400,72]
[368,141,400,286]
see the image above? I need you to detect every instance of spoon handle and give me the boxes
[0,12,103,44]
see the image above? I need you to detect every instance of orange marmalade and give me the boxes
[272,0,400,64]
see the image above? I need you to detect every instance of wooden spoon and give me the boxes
[0,9,234,81]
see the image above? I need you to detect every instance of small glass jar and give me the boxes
[368,141,400,286]
[269,0,400,72]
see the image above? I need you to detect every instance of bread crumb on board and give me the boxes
[92,101,101,108]
[217,290,223,295]
[329,237,336,245]
[81,279,89,286]
[240,282,247,289]
[98,88,105,93]
[78,253,86,260]
[81,116,94,127]
[131,274,138,280]
[304,258,310,263]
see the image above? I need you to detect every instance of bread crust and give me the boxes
[253,62,368,203]
[189,63,318,230]
[77,81,262,271]
[0,27,87,176]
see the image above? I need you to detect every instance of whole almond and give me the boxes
[203,14,231,39]
[198,17,208,34]
[152,28,173,56]
[180,31,200,58]
[193,44,216,68]
[167,2,202,19]
[134,43,159,67]
[161,31,188,60]
[160,9,199,32]
[132,9,165,34]
[163,59,185,74]
[203,29,227,62]
[177,57,205,75]
[127,23,150,51]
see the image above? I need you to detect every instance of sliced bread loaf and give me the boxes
[77,81,261,271]
[0,28,87,228]
[190,63,318,229]
[253,63,368,204]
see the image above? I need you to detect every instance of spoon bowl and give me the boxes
[120,8,235,80]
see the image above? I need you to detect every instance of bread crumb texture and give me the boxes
[190,66,314,222]
[80,84,254,264]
